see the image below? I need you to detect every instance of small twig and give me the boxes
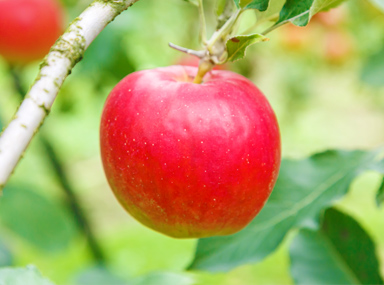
[40,134,106,262]
[168,42,206,58]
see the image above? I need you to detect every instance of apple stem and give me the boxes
[192,9,242,83]
[169,7,243,83]
[193,59,214,84]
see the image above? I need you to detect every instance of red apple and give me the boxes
[100,66,281,238]
[0,0,65,64]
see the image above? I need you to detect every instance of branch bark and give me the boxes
[0,0,140,190]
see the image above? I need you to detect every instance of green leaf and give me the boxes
[276,0,314,26]
[0,113,3,133]
[75,266,195,285]
[226,34,268,62]
[0,266,56,285]
[237,0,270,11]
[360,45,384,87]
[0,239,13,267]
[81,24,136,80]
[0,185,78,252]
[290,208,384,285]
[376,178,384,207]
[372,158,384,206]
[276,0,347,26]
[130,272,195,285]
[188,150,384,272]
[311,0,346,12]
[75,266,127,285]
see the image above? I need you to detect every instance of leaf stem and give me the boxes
[197,0,207,45]
[261,20,287,35]
[242,12,280,35]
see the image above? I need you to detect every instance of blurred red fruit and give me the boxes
[0,0,65,64]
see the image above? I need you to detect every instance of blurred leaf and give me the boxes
[226,34,268,62]
[0,266,56,285]
[311,0,346,13]
[188,150,384,271]
[234,0,269,10]
[368,0,384,13]
[217,0,227,15]
[0,113,3,132]
[60,0,78,8]
[360,45,384,87]
[130,272,195,285]
[377,177,384,207]
[0,185,78,252]
[217,0,236,28]
[276,0,347,26]
[80,23,135,81]
[75,265,127,285]
[290,208,384,285]
[0,239,12,267]
[183,0,198,6]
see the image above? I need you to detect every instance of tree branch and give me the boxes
[0,0,140,191]
[9,66,106,262]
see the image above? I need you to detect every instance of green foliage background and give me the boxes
[0,0,384,284]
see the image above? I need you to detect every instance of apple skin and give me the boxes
[0,0,64,64]
[100,66,281,238]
